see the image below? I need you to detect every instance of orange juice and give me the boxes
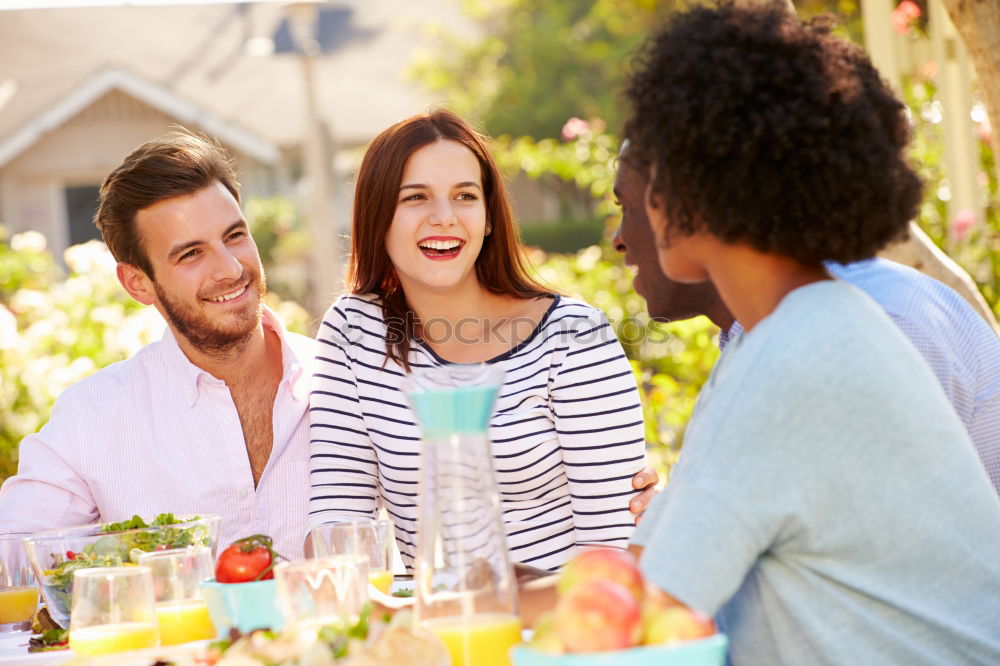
[70,622,159,656]
[0,586,38,623]
[424,612,522,666]
[155,599,216,645]
[368,569,393,595]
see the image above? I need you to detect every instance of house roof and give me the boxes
[0,1,469,161]
[0,66,280,167]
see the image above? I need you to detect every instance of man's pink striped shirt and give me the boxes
[0,309,314,559]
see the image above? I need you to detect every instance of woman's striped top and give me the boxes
[307,293,646,572]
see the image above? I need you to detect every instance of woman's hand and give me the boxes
[629,466,661,524]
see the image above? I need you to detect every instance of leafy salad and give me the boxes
[40,513,212,622]
[156,607,448,666]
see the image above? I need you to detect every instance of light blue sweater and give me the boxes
[634,280,1000,665]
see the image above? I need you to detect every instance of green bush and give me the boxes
[245,197,311,306]
[531,244,719,477]
[520,217,604,254]
[0,231,157,481]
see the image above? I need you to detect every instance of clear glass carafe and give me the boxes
[403,364,521,666]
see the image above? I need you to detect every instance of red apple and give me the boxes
[528,610,565,654]
[558,547,645,604]
[642,605,716,645]
[640,584,678,623]
[555,580,642,652]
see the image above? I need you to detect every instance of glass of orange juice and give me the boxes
[69,566,159,656]
[137,546,215,645]
[274,554,368,632]
[308,519,395,595]
[0,534,39,634]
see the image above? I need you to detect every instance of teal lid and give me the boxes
[407,384,499,436]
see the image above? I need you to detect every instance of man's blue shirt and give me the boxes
[721,258,1000,493]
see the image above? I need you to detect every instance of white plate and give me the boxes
[0,634,209,665]
[0,633,69,664]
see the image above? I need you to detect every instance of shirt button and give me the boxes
[240,488,251,499]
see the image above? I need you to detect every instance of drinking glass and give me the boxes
[274,555,368,631]
[0,534,38,634]
[403,364,522,666]
[69,566,159,656]
[137,546,215,645]
[309,519,395,595]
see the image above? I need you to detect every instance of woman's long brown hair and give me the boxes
[347,109,550,371]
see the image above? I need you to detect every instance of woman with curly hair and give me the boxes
[308,110,650,572]
[621,3,1000,664]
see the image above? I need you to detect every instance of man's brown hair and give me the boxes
[95,128,241,277]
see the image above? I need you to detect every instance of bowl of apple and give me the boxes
[511,548,727,666]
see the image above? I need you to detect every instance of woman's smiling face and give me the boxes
[385,139,487,295]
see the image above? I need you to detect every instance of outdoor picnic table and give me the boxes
[0,632,64,664]
[0,632,210,664]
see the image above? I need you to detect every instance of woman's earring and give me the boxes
[485,223,492,236]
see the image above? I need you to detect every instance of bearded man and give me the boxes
[0,131,314,557]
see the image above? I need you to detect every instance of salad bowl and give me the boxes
[21,513,220,627]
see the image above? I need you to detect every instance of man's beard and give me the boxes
[154,267,266,357]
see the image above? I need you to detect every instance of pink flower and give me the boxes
[950,209,977,243]
[892,0,922,35]
[562,117,590,142]
[977,114,992,145]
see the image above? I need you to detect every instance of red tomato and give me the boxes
[214,543,274,583]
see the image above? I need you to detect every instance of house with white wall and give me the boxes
[0,1,469,263]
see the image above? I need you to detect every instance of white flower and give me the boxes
[62,276,95,300]
[112,308,164,355]
[25,319,54,341]
[50,358,92,391]
[10,230,47,253]
[64,240,116,275]
[576,245,602,271]
[89,304,123,326]
[54,326,77,346]
[11,289,52,316]
[0,304,18,350]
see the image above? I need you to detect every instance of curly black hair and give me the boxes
[623,2,922,264]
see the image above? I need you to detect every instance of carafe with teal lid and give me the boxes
[402,363,521,666]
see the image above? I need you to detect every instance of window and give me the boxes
[64,185,102,247]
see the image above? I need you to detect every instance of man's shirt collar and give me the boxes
[158,307,304,408]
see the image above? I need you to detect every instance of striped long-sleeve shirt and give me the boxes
[308,293,645,572]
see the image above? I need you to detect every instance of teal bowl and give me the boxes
[511,635,728,666]
[199,579,284,638]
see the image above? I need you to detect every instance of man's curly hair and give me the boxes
[623,2,922,264]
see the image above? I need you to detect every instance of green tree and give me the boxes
[412,0,867,141]
[412,0,676,139]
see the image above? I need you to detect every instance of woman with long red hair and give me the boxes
[308,110,646,572]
